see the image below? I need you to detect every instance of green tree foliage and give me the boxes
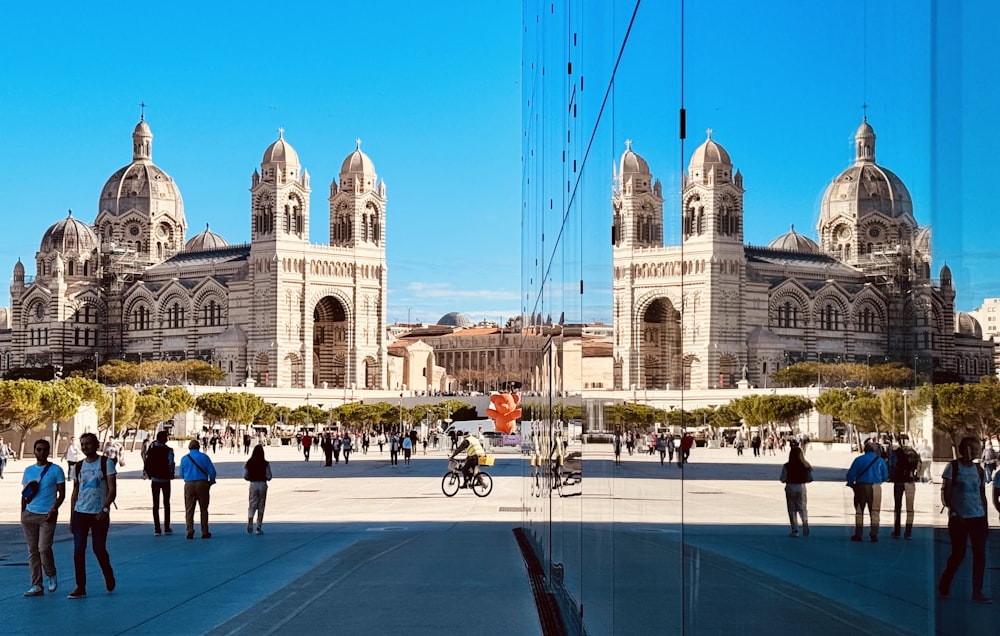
[773,361,913,389]
[100,386,137,436]
[0,380,81,456]
[195,392,267,434]
[133,394,172,433]
[840,396,883,434]
[96,359,225,385]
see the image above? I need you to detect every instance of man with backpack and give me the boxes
[68,432,117,599]
[143,431,175,536]
[888,440,920,539]
[939,436,991,604]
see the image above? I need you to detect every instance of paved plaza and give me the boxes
[1,441,997,634]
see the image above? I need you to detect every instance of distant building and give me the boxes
[611,121,995,390]
[2,118,388,389]
[967,297,1000,377]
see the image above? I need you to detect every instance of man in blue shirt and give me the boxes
[179,440,217,539]
[21,439,65,596]
[846,440,889,542]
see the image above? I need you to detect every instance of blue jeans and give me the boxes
[71,511,113,589]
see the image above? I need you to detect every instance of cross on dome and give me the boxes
[278,126,284,139]
[625,138,632,151]
[706,128,713,139]
[139,100,146,121]
[356,138,362,150]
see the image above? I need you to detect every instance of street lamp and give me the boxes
[913,355,919,389]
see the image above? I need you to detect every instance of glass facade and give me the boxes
[520,1,997,632]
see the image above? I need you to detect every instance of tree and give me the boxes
[840,396,883,435]
[0,380,81,457]
[99,386,137,437]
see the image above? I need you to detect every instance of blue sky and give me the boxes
[1,1,997,328]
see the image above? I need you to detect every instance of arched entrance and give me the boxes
[641,298,681,388]
[313,296,348,388]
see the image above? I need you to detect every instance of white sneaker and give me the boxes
[24,584,44,597]
[46,576,58,593]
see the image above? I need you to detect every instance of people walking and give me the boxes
[402,434,413,466]
[666,435,675,464]
[389,433,400,466]
[244,445,272,535]
[656,434,667,466]
[321,433,334,467]
[780,444,812,537]
[0,435,12,478]
[845,441,888,542]
[68,432,117,599]
[20,439,65,596]
[301,432,313,461]
[982,442,997,483]
[680,432,694,466]
[612,432,622,466]
[888,440,919,539]
[938,436,991,604]
[180,440,216,540]
[62,436,82,480]
[142,431,175,536]
[342,433,353,464]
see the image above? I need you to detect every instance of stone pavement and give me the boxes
[0,441,996,634]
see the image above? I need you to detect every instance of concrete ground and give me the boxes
[0,441,997,635]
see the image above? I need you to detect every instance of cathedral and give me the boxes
[612,120,995,390]
[3,118,389,389]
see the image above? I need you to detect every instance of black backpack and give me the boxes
[898,447,921,481]
[144,445,172,480]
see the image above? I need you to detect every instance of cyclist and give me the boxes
[450,431,484,487]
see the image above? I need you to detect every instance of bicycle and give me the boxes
[442,457,493,497]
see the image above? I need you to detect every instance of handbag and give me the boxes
[22,463,53,504]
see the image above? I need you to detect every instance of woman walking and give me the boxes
[780,443,812,537]
[243,445,272,535]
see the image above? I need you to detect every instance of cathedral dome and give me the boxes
[98,119,185,231]
[818,120,915,228]
[955,312,982,338]
[688,131,732,174]
[262,130,300,167]
[437,312,472,328]
[687,130,735,186]
[185,224,229,252]
[619,140,650,177]
[341,143,376,176]
[768,225,819,253]
[40,211,100,255]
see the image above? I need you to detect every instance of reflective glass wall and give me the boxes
[520,1,997,633]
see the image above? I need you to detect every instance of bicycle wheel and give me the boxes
[441,471,460,497]
[471,471,493,497]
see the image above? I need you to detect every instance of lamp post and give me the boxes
[913,355,919,389]
[903,391,909,439]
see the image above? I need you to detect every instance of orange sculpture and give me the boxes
[486,391,522,434]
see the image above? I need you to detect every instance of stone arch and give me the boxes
[283,351,305,388]
[312,294,350,388]
[638,295,681,389]
[813,292,849,332]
